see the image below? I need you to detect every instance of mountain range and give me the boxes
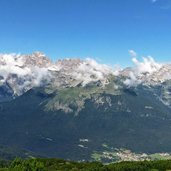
[0,51,171,162]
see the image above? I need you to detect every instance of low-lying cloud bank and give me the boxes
[0,53,52,95]
[71,58,119,86]
[130,50,161,75]
[0,51,170,95]
[124,50,167,86]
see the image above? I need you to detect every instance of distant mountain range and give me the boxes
[0,52,171,162]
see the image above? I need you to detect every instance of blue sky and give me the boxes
[0,0,171,67]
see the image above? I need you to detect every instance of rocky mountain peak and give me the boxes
[56,58,82,71]
[0,52,171,102]
[22,51,53,68]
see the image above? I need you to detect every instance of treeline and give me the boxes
[1,158,171,171]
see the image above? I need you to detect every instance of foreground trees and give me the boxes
[1,158,171,171]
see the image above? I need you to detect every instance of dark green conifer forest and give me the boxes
[1,158,171,171]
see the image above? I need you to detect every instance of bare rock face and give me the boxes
[0,52,54,99]
[56,58,82,71]
[0,53,86,100]
[120,67,135,77]
[22,52,53,68]
[121,64,171,86]
[142,64,171,85]
[1,52,171,161]
[0,51,171,112]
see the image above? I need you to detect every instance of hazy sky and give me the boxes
[0,0,171,66]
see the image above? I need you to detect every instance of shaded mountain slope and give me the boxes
[0,86,171,161]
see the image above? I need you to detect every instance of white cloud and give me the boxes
[129,50,137,58]
[0,51,169,92]
[124,50,162,86]
[129,50,161,75]
[132,55,161,74]
[123,71,142,87]
[0,54,29,79]
[0,53,52,95]
[71,58,118,86]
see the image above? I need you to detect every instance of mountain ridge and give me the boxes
[0,52,171,162]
